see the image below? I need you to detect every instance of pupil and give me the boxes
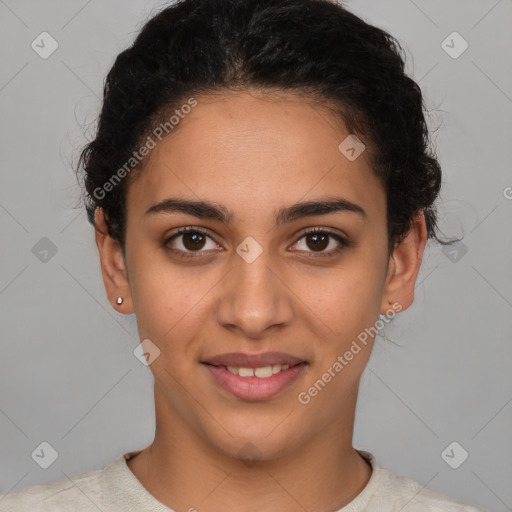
[184,232,205,251]
[308,233,328,251]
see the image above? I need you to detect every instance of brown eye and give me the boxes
[305,232,329,251]
[292,228,349,257]
[181,231,207,251]
[164,227,219,258]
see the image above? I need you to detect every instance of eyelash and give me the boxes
[163,226,350,260]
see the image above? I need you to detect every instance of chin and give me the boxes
[203,424,302,465]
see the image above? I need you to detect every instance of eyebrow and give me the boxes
[145,196,367,226]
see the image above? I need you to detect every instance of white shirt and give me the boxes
[0,449,485,511]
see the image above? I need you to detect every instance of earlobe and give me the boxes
[380,210,428,314]
[94,208,134,314]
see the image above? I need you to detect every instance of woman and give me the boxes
[0,0,486,510]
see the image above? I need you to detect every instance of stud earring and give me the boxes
[116,297,123,305]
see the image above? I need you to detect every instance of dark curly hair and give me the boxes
[75,0,454,254]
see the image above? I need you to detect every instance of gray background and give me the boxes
[0,0,511,510]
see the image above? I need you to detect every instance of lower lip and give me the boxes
[203,363,307,401]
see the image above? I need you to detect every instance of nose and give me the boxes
[214,252,295,340]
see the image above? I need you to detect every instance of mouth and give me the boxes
[201,350,307,369]
[200,353,308,401]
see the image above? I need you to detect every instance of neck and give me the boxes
[127,385,372,512]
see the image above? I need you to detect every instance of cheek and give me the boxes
[299,275,381,407]
[306,261,385,336]
[298,260,387,391]
[128,252,215,348]
[128,233,387,359]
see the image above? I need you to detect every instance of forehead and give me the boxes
[125,90,385,223]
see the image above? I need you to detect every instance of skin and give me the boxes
[94,89,427,512]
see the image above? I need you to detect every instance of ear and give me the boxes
[380,210,428,314]
[94,208,134,314]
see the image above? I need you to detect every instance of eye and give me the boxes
[164,226,350,259]
[164,227,220,258]
[291,227,350,257]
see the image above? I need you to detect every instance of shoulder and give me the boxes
[355,450,486,512]
[374,464,486,511]
[0,462,109,512]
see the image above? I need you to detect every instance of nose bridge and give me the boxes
[215,246,294,338]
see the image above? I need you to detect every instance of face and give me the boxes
[96,89,426,462]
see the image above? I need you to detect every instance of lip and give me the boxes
[203,361,308,401]
[201,351,306,368]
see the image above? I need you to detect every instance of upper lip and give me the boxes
[202,351,306,368]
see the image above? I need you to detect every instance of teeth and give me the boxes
[254,366,273,378]
[239,367,255,377]
[225,363,294,378]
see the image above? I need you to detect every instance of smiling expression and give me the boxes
[100,89,416,460]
